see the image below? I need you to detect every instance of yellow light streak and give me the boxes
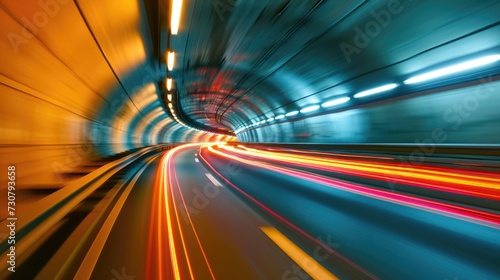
[171,0,183,35]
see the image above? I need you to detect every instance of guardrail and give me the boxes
[0,144,172,273]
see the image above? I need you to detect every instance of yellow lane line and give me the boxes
[261,226,339,280]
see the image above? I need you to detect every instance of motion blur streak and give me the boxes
[157,143,220,279]
[148,151,171,280]
[207,145,500,228]
[75,156,157,278]
[146,163,162,280]
[170,172,196,280]
[199,148,378,279]
[4,0,500,279]
[169,147,216,280]
[229,145,500,200]
[160,145,191,280]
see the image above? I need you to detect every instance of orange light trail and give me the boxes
[205,145,500,228]
[147,152,168,280]
[198,148,378,279]
[161,149,182,280]
[169,160,196,279]
[252,146,394,160]
[236,146,500,185]
[154,143,220,280]
[224,145,500,200]
[171,159,216,280]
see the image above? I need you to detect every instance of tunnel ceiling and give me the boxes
[164,0,500,134]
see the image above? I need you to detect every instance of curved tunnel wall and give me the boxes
[172,0,500,138]
[237,78,500,144]
[0,0,232,188]
[1,0,500,189]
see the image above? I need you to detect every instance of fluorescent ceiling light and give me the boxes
[321,97,350,108]
[167,50,175,71]
[354,83,398,98]
[166,77,173,91]
[267,117,274,122]
[285,110,299,117]
[404,54,500,84]
[275,114,285,120]
[168,103,173,109]
[300,105,320,113]
[167,94,172,101]
[171,0,183,35]
[260,120,267,124]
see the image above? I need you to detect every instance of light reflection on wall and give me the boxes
[0,0,228,191]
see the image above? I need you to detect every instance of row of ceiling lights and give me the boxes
[167,86,228,136]
[168,97,228,136]
[165,0,181,127]
[166,0,232,138]
[235,53,500,134]
[165,0,181,99]
[168,98,230,136]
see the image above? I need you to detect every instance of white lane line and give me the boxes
[205,173,223,187]
[195,158,199,162]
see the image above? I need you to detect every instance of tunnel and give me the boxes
[1,0,500,279]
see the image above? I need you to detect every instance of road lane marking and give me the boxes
[205,173,222,187]
[260,226,339,280]
[195,158,199,162]
[200,146,377,279]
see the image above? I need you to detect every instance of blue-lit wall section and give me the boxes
[237,79,500,144]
